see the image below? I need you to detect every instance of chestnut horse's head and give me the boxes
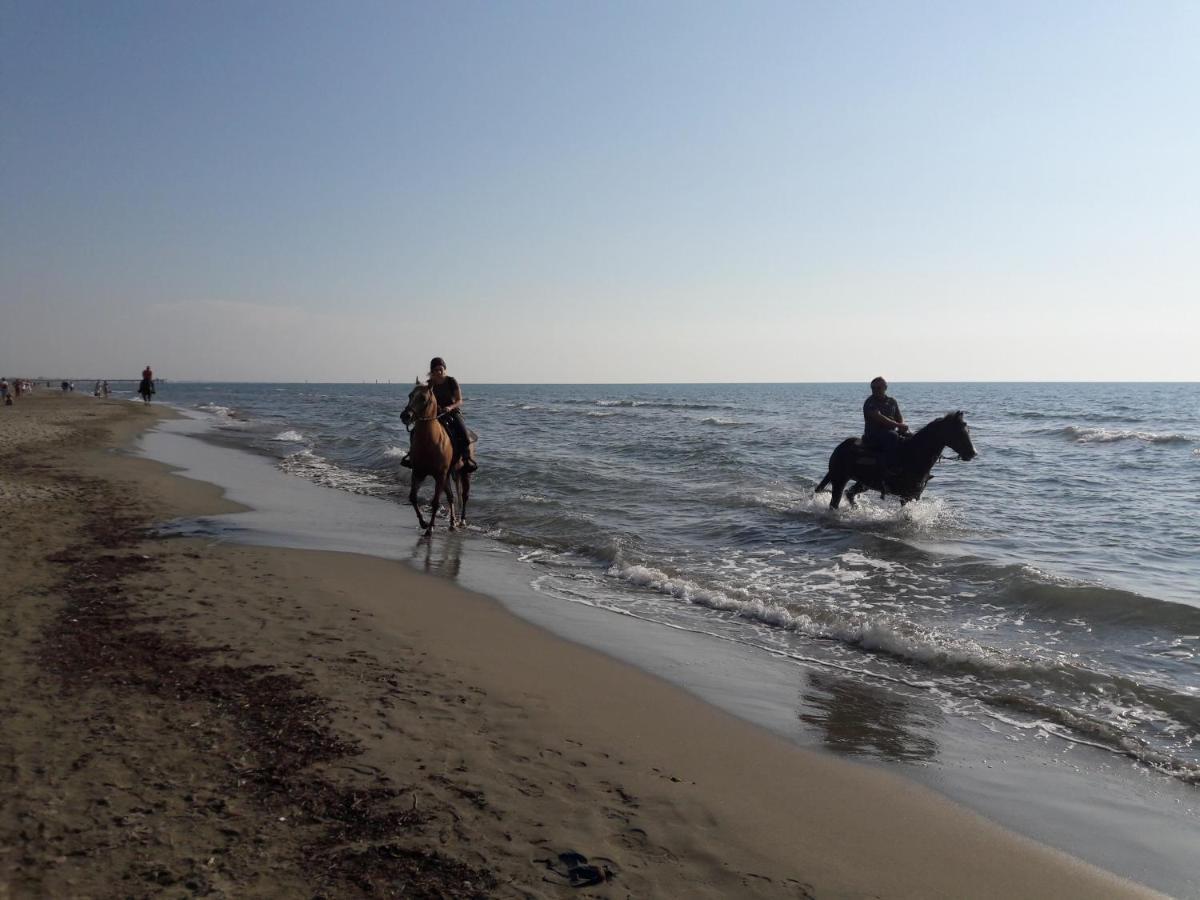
[400,378,437,427]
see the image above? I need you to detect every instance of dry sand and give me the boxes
[0,393,1158,898]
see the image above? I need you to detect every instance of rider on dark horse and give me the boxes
[862,376,908,473]
[402,357,477,472]
[138,365,156,403]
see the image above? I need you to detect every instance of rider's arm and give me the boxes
[867,409,902,430]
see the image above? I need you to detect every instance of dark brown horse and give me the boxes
[815,411,977,509]
[400,380,472,534]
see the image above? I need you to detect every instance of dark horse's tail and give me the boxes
[814,472,831,494]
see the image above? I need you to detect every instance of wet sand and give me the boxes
[0,393,1158,898]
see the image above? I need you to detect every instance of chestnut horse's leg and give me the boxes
[458,472,470,526]
[426,470,448,535]
[409,472,428,531]
[444,472,458,530]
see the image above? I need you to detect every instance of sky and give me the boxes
[1,0,1197,383]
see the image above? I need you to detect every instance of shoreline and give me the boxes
[1,394,1158,897]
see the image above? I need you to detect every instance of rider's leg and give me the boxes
[444,413,477,472]
[878,431,901,470]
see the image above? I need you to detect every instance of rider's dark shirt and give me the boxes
[431,376,460,411]
[863,394,901,442]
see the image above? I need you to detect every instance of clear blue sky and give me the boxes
[2,0,1197,382]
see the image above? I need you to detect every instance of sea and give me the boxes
[123,381,1199,893]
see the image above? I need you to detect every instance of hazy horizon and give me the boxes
[3,1,1197,383]
[23,377,1199,387]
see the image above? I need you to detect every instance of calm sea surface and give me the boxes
[137,382,1199,788]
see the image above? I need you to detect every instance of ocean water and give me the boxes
[139,381,1199,791]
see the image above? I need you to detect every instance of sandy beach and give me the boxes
[0,393,1158,898]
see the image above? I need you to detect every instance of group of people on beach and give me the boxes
[0,378,33,406]
[1,367,157,407]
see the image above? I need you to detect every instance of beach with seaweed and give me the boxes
[1,392,1166,898]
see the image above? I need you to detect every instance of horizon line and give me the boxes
[32,379,1199,386]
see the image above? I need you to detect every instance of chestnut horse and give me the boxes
[400,380,472,534]
[815,411,977,509]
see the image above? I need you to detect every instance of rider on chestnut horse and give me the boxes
[402,357,477,472]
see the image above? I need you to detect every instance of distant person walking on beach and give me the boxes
[862,376,908,469]
[403,357,477,472]
[138,365,156,404]
[1,378,10,406]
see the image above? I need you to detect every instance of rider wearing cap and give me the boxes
[426,357,477,472]
[863,376,909,467]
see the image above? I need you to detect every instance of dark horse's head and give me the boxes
[936,410,977,461]
[400,378,436,427]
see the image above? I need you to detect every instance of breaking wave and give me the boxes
[1049,426,1193,445]
[278,449,387,495]
[567,398,739,411]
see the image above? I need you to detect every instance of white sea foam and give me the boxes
[271,429,304,442]
[1057,425,1192,445]
[700,416,746,427]
[278,449,385,494]
[197,403,234,417]
[761,486,964,533]
[382,446,407,458]
[606,560,1005,673]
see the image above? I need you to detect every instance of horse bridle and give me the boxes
[403,386,440,433]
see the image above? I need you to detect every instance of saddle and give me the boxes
[852,439,886,468]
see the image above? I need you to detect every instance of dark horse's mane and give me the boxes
[904,411,967,459]
[913,411,965,438]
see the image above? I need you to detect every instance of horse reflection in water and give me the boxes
[413,533,464,581]
[799,670,940,763]
[399,380,472,535]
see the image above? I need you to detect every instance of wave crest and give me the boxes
[1051,426,1192,445]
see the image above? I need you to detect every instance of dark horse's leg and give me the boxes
[828,477,848,509]
[846,482,865,507]
[823,439,859,510]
